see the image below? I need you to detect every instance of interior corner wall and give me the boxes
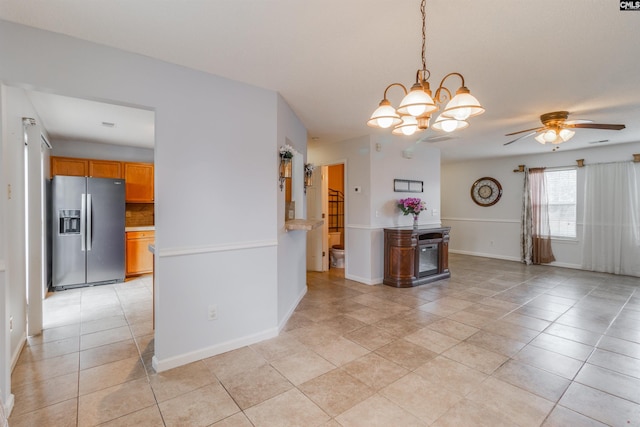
[308,134,442,285]
[0,20,289,373]
[276,95,308,327]
[441,141,640,269]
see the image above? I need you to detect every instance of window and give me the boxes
[544,168,577,238]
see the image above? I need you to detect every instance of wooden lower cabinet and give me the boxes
[126,230,155,276]
[383,226,450,287]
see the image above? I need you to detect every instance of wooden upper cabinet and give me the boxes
[51,157,89,178]
[89,160,123,179]
[124,162,154,202]
[51,157,154,202]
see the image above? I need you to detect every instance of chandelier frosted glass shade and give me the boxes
[431,116,469,132]
[441,87,485,121]
[367,100,402,129]
[397,84,437,117]
[392,115,419,136]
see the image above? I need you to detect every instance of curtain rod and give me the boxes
[513,153,640,173]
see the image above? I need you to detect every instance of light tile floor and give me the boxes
[9,254,640,426]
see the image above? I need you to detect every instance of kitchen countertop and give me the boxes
[125,226,155,232]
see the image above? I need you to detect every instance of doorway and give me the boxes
[306,162,346,272]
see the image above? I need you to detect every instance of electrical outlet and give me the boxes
[9,316,13,331]
[208,305,218,320]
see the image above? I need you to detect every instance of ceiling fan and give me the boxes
[504,111,625,146]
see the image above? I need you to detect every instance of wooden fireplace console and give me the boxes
[383,226,451,288]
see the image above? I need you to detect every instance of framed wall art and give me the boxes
[394,179,423,193]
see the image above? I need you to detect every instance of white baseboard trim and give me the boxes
[450,250,583,271]
[344,273,383,285]
[278,286,307,332]
[3,393,14,418]
[449,249,520,262]
[152,327,279,373]
[548,261,582,270]
[10,333,27,372]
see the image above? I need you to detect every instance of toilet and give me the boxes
[330,245,345,268]
[328,232,345,268]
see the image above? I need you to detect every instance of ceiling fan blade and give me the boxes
[566,123,626,130]
[564,119,593,125]
[504,131,536,146]
[505,127,543,136]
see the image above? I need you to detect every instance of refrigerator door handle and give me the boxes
[81,193,86,252]
[87,193,93,251]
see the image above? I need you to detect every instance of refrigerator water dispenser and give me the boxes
[59,209,81,234]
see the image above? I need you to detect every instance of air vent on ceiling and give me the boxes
[101,121,116,128]
[418,135,456,144]
[588,139,609,144]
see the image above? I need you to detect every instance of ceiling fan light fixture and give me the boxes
[367,100,402,129]
[559,128,575,142]
[543,129,558,143]
[366,0,483,136]
[432,115,468,132]
[506,111,625,147]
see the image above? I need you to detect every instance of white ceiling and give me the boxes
[2,0,640,161]
[26,91,155,148]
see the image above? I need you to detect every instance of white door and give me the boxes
[321,165,329,271]
[306,167,324,271]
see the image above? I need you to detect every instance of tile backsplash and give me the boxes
[125,203,154,227]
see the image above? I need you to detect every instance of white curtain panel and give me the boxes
[582,161,640,276]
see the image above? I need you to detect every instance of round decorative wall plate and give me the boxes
[470,177,502,206]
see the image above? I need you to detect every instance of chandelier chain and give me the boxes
[420,0,426,72]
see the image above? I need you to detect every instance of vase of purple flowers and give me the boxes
[397,197,426,229]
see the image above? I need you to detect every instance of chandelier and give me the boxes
[367,0,484,136]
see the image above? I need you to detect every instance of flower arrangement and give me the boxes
[304,163,315,177]
[397,197,426,217]
[279,144,295,159]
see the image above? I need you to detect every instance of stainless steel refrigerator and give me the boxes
[52,176,125,290]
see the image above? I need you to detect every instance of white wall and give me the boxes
[0,20,307,383]
[52,139,154,163]
[442,141,640,269]
[309,134,441,284]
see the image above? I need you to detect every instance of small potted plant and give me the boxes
[397,197,426,228]
[279,144,295,179]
